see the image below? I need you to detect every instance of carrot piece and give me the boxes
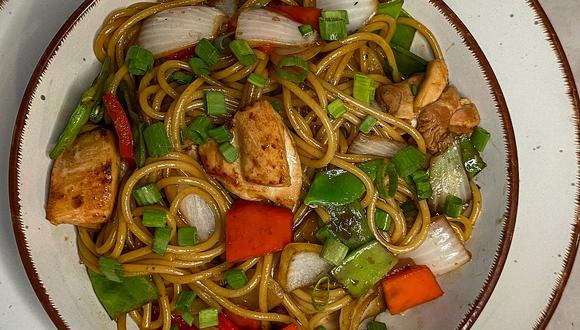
[225,200,293,262]
[281,324,300,330]
[381,265,444,314]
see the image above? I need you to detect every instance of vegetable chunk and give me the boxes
[381,265,444,314]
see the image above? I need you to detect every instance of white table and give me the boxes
[0,1,578,329]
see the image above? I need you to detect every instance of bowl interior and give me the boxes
[10,1,517,329]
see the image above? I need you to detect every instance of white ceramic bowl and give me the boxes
[9,1,518,329]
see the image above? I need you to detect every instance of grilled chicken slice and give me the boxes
[414,59,449,108]
[377,75,423,120]
[199,100,302,209]
[46,128,120,228]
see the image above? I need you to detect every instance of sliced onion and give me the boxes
[139,6,228,57]
[428,140,472,212]
[212,0,238,18]
[348,133,406,158]
[178,194,215,242]
[286,251,332,291]
[400,216,471,276]
[316,0,378,33]
[373,312,390,326]
[236,9,318,48]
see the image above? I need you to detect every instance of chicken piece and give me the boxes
[199,100,302,209]
[377,75,423,120]
[414,59,449,108]
[450,99,480,134]
[46,128,120,228]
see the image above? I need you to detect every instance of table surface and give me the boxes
[0,1,578,329]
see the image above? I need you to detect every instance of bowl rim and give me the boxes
[7,0,526,329]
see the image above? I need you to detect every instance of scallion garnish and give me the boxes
[299,24,314,37]
[171,71,194,85]
[98,256,124,283]
[205,91,227,116]
[142,209,167,228]
[321,10,349,23]
[133,183,163,206]
[229,39,257,66]
[375,209,391,231]
[214,32,234,51]
[377,0,404,18]
[223,269,249,289]
[353,73,376,105]
[386,162,398,198]
[444,195,463,218]
[247,73,268,87]
[367,321,388,330]
[359,115,378,134]
[208,125,233,144]
[152,227,171,256]
[471,127,491,152]
[319,18,348,41]
[410,83,418,96]
[125,45,154,75]
[143,122,172,157]
[177,227,198,246]
[401,200,418,219]
[181,311,194,326]
[315,224,333,243]
[219,142,239,164]
[175,290,197,313]
[411,169,432,200]
[459,136,487,179]
[327,99,347,119]
[195,38,220,66]
[392,146,426,178]
[188,57,210,77]
[269,98,282,112]
[320,237,349,266]
[187,115,213,145]
[276,56,309,83]
[198,308,219,329]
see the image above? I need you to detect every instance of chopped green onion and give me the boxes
[392,146,426,178]
[208,125,233,144]
[214,32,234,51]
[315,225,333,243]
[195,38,220,66]
[223,269,249,289]
[367,321,388,330]
[152,227,171,256]
[181,311,194,326]
[415,181,432,200]
[269,98,282,112]
[143,122,172,157]
[321,10,349,23]
[312,276,330,311]
[229,39,257,66]
[471,127,491,152]
[171,71,194,85]
[327,99,347,119]
[400,200,418,219]
[320,237,349,266]
[177,227,198,246]
[444,195,463,218]
[391,9,416,50]
[247,73,268,87]
[98,256,124,283]
[319,18,348,41]
[125,45,154,75]
[142,209,167,228]
[205,91,227,116]
[299,24,314,37]
[377,0,404,19]
[315,327,327,330]
[386,163,398,198]
[133,183,163,206]
[219,142,239,163]
[187,115,213,145]
[390,43,428,76]
[359,115,378,134]
[459,136,487,179]
[410,83,418,96]
[198,308,219,329]
[276,56,309,83]
[375,209,391,231]
[411,170,429,184]
[376,161,389,199]
[175,290,197,313]
[353,73,376,105]
[188,57,210,77]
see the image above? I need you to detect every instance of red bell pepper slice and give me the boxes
[225,200,293,263]
[281,324,300,330]
[224,309,260,330]
[163,47,195,61]
[102,93,134,167]
[267,6,321,31]
[218,313,241,330]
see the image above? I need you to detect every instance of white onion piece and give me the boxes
[212,0,238,18]
[236,9,318,48]
[316,0,379,33]
[348,133,406,158]
[428,141,472,212]
[373,312,391,326]
[400,217,471,276]
[139,6,228,57]
[179,194,215,242]
[286,252,332,291]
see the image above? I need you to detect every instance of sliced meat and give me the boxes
[377,75,423,120]
[46,127,120,228]
[417,86,460,153]
[199,100,302,209]
[234,101,290,186]
[414,59,449,108]
[449,99,480,134]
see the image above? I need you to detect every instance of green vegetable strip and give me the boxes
[205,91,227,116]
[375,209,391,231]
[187,115,214,145]
[459,136,487,179]
[188,57,210,77]
[400,200,418,219]
[390,43,428,76]
[392,146,426,178]
[214,32,234,51]
[125,45,154,75]
[269,98,282,112]
[327,99,347,119]
[319,18,348,41]
[386,162,398,198]
[219,142,239,163]
[376,161,389,199]
[175,290,197,313]
[152,227,171,256]
[471,127,491,152]
[359,115,378,134]
[89,103,105,123]
[321,10,349,23]
[181,311,194,326]
[299,24,314,37]
[133,122,146,167]
[377,0,404,19]
[276,56,309,83]
[247,73,268,87]
[198,308,219,328]
[177,227,198,246]
[353,73,376,105]
[367,321,389,330]
[229,39,257,66]
[315,225,334,243]
[171,71,194,84]
[320,237,349,266]
[98,256,124,283]
[143,122,172,157]
[142,209,167,227]
[223,269,249,289]
[208,125,233,144]
[391,9,416,50]
[133,183,163,206]
[195,38,220,66]
[444,195,463,218]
